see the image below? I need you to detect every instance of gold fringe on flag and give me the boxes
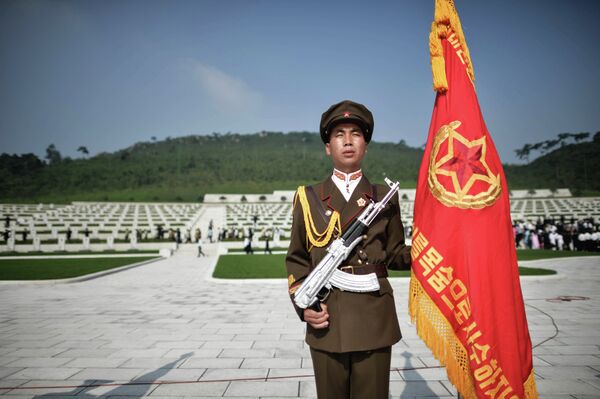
[430,0,475,92]
[524,369,540,399]
[409,270,477,398]
[409,270,539,398]
[295,186,341,250]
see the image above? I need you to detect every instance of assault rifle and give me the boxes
[293,177,400,311]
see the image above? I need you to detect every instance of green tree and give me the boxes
[45,144,62,165]
[573,132,590,142]
[515,143,532,162]
[77,146,89,157]
[541,139,560,153]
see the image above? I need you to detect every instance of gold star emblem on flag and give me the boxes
[428,121,501,209]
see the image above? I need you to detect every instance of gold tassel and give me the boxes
[296,186,341,250]
[430,0,476,92]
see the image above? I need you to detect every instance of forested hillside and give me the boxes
[504,136,600,196]
[1,131,598,203]
[0,132,421,203]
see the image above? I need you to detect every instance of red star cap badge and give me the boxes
[343,112,351,117]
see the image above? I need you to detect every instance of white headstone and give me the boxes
[83,236,90,250]
[107,236,114,250]
[51,228,58,238]
[58,236,66,251]
[130,234,137,249]
[33,237,41,251]
[7,237,15,251]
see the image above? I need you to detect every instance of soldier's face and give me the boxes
[325,123,367,173]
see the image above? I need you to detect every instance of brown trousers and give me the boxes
[310,346,392,399]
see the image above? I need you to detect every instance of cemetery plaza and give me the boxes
[0,188,599,398]
[2,188,599,254]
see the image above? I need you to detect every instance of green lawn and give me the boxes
[0,250,158,257]
[227,247,287,253]
[516,249,599,260]
[0,257,158,280]
[387,266,556,277]
[212,249,598,279]
[213,254,286,279]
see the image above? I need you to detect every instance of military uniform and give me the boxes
[286,99,412,398]
[286,173,411,397]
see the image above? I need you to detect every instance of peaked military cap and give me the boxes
[320,100,374,143]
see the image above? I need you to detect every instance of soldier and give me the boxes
[286,100,411,398]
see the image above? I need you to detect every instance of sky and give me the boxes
[1,0,599,164]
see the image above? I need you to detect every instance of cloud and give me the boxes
[187,61,264,112]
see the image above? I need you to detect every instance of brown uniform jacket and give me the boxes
[286,175,412,353]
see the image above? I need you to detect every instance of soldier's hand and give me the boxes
[304,303,329,329]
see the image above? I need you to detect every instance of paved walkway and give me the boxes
[0,244,598,399]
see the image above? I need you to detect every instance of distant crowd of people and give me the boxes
[2,212,284,257]
[513,216,599,252]
[7,211,598,253]
[194,219,283,256]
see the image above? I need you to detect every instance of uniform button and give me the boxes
[358,259,363,265]
[362,235,368,240]
[359,250,364,254]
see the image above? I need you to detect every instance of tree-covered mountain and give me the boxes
[504,132,600,196]
[1,131,598,203]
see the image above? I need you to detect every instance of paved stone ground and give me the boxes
[0,243,598,399]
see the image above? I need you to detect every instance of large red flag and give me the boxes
[409,1,538,398]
